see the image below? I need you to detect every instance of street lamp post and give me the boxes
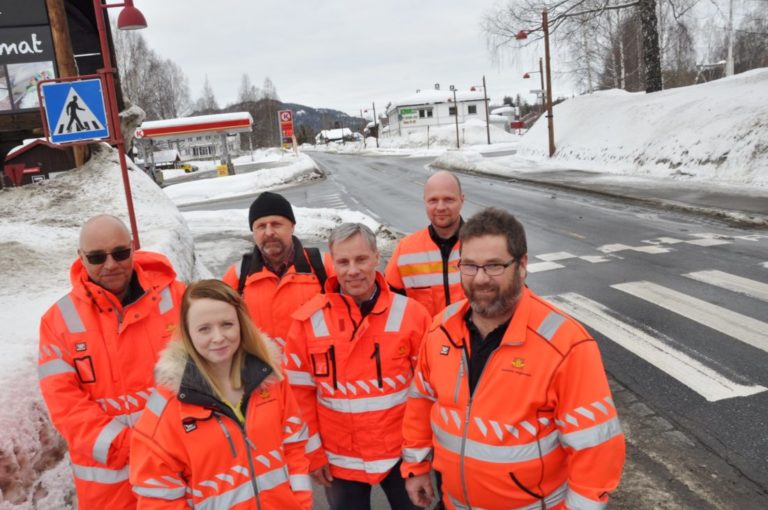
[93,0,147,249]
[523,58,546,115]
[517,8,556,157]
[451,86,460,149]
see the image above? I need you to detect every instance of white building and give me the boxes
[385,86,487,136]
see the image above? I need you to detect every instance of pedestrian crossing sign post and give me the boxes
[39,78,110,144]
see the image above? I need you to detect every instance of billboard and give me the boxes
[0,0,57,113]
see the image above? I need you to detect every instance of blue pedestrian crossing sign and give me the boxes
[40,79,110,144]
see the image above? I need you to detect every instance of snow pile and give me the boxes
[0,145,200,508]
[163,152,321,205]
[518,68,768,185]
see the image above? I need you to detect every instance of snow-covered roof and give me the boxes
[152,149,181,164]
[491,106,517,115]
[387,89,485,112]
[316,128,352,140]
[140,112,253,130]
[137,112,253,141]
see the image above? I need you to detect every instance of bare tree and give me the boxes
[196,75,219,112]
[237,74,261,103]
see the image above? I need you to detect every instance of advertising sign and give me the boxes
[278,109,294,149]
[0,0,56,113]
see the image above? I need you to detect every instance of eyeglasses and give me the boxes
[84,247,132,265]
[457,258,517,276]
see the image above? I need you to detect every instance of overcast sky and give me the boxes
[136,0,563,116]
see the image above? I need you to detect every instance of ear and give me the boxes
[518,254,528,279]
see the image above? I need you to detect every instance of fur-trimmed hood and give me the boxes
[154,334,283,394]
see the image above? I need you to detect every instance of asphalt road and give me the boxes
[183,151,768,508]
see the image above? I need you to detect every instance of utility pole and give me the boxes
[543,9,556,157]
[538,58,545,115]
[482,75,490,145]
[46,0,89,167]
[725,0,735,76]
[452,87,460,149]
[372,101,379,148]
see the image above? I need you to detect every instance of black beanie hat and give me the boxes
[248,191,295,230]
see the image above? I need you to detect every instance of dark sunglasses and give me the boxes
[84,247,132,265]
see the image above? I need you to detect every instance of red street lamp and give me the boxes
[516,9,555,157]
[93,0,148,249]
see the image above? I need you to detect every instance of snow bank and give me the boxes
[518,68,768,186]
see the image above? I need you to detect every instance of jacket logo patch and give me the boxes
[75,342,87,352]
[440,345,450,355]
[166,323,177,333]
[258,389,270,399]
[183,420,197,433]
[398,345,408,356]
[511,357,525,369]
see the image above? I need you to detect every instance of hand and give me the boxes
[405,473,434,508]
[310,464,333,487]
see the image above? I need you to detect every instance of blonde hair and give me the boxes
[179,279,282,400]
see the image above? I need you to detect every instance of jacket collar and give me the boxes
[325,272,392,315]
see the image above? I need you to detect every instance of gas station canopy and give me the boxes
[135,112,253,141]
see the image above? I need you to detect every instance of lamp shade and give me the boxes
[117,6,147,30]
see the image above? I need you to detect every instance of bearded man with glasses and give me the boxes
[401,207,625,510]
[37,214,186,509]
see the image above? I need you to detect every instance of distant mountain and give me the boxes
[192,99,364,147]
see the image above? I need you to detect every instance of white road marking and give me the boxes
[612,280,768,354]
[597,243,671,254]
[647,237,685,245]
[537,252,576,261]
[549,293,767,402]
[686,238,731,247]
[579,255,611,263]
[684,270,768,302]
[527,261,564,273]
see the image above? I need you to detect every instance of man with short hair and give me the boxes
[402,208,625,510]
[222,191,329,349]
[385,170,465,316]
[284,223,431,510]
[38,215,186,509]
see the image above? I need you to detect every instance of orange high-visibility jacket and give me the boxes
[38,251,185,510]
[401,288,625,510]
[284,273,431,484]
[222,241,331,350]
[384,227,464,317]
[130,341,312,510]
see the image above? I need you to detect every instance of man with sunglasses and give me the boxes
[37,214,186,509]
[401,208,625,510]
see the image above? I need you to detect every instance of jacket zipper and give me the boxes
[371,342,383,389]
[214,414,238,457]
[329,345,338,390]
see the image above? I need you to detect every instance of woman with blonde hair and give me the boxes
[129,279,312,509]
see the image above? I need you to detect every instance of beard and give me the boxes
[465,269,524,319]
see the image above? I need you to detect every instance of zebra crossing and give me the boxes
[546,267,768,402]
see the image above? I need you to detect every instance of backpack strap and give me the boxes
[237,253,251,295]
[305,247,327,294]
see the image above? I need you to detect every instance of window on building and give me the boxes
[468,105,477,114]
[449,106,457,116]
[419,109,426,118]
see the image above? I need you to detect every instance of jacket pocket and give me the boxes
[74,356,96,383]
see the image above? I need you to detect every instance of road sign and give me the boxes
[40,78,110,144]
[529,89,544,95]
[278,110,293,122]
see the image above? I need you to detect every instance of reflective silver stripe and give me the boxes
[133,485,187,500]
[559,416,623,451]
[402,447,433,463]
[286,369,315,387]
[157,287,174,314]
[284,423,309,444]
[398,250,442,265]
[290,473,312,492]
[432,422,560,463]
[234,262,241,279]
[115,410,144,428]
[448,481,567,510]
[326,451,399,474]
[442,301,463,322]
[310,309,329,337]
[403,273,445,288]
[408,383,436,401]
[72,463,130,483]
[448,249,460,262]
[38,359,75,379]
[146,389,169,416]
[305,432,322,454]
[537,311,566,341]
[565,487,607,510]
[384,294,408,332]
[93,417,127,464]
[196,467,289,510]
[318,387,408,414]
[56,295,86,333]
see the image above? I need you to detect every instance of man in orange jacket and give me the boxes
[223,191,329,349]
[37,215,186,509]
[284,223,431,510]
[402,208,625,510]
[385,171,466,317]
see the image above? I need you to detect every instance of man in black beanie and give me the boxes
[222,191,329,351]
